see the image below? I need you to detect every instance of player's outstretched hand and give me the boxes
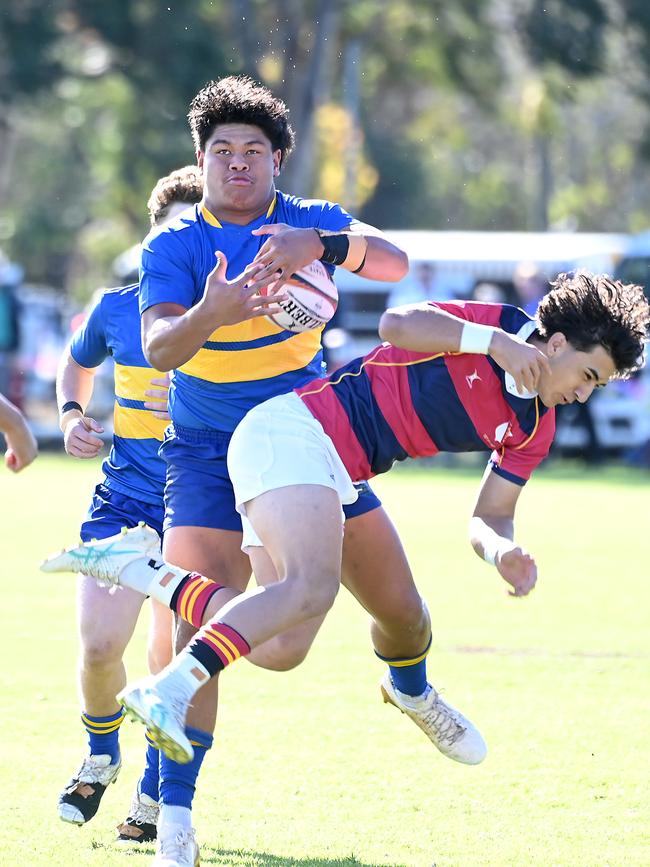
[63,414,104,459]
[497,545,537,597]
[144,374,170,420]
[489,331,551,395]
[251,223,324,289]
[200,252,287,325]
[4,416,38,472]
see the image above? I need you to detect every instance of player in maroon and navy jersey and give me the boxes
[43,272,649,768]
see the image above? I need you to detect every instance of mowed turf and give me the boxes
[0,454,649,867]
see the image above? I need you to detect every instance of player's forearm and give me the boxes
[0,393,27,436]
[143,304,219,371]
[469,515,514,565]
[56,353,96,429]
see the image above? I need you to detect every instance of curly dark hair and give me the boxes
[147,165,203,226]
[188,75,295,165]
[536,272,650,378]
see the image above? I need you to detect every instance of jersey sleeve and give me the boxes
[69,296,108,369]
[139,229,197,314]
[489,406,556,486]
[428,299,505,327]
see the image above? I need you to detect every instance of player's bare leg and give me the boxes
[153,525,251,861]
[342,506,487,765]
[112,485,343,762]
[59,576,145,825]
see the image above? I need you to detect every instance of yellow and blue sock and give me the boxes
[375,634,432,696]
[137,730,161,802]
[81,709,124,764]
[159,725,213,810]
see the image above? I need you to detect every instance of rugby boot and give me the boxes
[118,677,194,765]
[381,671,487,765]
[153,823,200,866]
[58,753,121,824]
[116,789,159,844]
[41,522,160,586]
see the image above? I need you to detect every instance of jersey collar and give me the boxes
[201,192,277,228]
[503,318,540,399]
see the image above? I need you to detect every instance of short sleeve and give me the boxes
[489,407,556,486]
[139,229,197,314]
[69,296,108,369]
[427,300,505,328]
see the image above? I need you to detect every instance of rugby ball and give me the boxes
[263,259,338,333]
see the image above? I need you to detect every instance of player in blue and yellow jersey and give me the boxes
[44,274,649,783]
[54,167,203,841]
[133,75,468,865]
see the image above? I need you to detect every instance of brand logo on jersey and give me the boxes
[466,369,481,389]
[494,422,513,444]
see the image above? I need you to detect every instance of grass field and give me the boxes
[1,454,649,867]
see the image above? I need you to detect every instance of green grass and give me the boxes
[1,455,649,866]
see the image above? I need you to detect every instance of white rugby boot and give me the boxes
[118,677,194,765]
[153,823,200,866]
[40,523,161,586]
[380,671,487,765]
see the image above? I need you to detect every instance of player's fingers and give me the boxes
[144,389,168,400]
[148,376,170,388]
[149,410,170,420]
[251,222,289,236]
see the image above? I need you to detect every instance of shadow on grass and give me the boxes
[199,848,409,867]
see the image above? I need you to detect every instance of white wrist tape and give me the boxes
[459,322,495,355]
[482,537,511,566]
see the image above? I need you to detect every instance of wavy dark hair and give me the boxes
[536,272,649,378]
[188,75,295,166]
[147,165,203,226]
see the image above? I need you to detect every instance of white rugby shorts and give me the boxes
[227,391,358,549]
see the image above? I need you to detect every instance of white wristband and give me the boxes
[459,322,495,355]
[482,537,510,566]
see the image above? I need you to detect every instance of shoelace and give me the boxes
[128,796,159,825]
[420,693,466,746]
[75,756,116,785]
[160,829,195,859]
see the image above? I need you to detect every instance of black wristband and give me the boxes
[61,400,83,415]
[316,231,350,266]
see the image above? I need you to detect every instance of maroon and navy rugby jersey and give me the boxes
[295,300,556,486]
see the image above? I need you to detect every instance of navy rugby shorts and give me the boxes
[80,483,164,542]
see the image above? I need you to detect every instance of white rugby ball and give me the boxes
[263,259,338,333]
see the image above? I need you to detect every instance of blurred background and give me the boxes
[2,0,650,464]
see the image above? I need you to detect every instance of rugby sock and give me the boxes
[159,726,213,812]
[82,709,124,764]
[170,573,225,629]
[119,557,224,624]
[137,730,161,802]
[158,621,251,699]
[375,634,432,697]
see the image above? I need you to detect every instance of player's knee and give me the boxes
[297,575,340,619]
[80,634,127,668]
[147,642,173,674]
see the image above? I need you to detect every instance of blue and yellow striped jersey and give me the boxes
[139,191,353,432]
[69,284,166,505]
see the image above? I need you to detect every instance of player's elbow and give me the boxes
[378,309,406,343]
[381,247,410,282]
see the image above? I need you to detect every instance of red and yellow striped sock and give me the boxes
[170,573,225,628]
[188,621,251,676]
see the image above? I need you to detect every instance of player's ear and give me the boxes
[197,150,205,170]
[546,332,568,356]
[273,149,282,176]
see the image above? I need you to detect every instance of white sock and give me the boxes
[120,557,190,606]
[157,649,212,702]
[159,804,192,830]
